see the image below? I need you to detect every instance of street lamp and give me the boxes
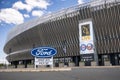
[62,40,67,66]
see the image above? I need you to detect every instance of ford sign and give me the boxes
[31,47,57,57]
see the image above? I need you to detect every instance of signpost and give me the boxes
[63,40,67,66]
[31,47,57,69]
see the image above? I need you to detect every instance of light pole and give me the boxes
[63,40,67,66]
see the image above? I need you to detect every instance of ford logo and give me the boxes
[31,47,57,57]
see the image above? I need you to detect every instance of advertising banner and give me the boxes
[35,57,53,65]
[79,20,94,54]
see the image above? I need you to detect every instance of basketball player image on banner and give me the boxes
[79,19,94,54]
[81,24,90,41]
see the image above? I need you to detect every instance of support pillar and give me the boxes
[117,54,119,65]
[23,60,28,68]
[76,56,80,66]
[72,56,79,66]
[110,54,115,65]
[72,57,75,66]
[25,60,27,68]
[109,54,119,66]
[98,55,104,66]
[14,61,19,68]
[115,54,119,65]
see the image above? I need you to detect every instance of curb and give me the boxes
[71,66,120,69]
[0,66,120,72]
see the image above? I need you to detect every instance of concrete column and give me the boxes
[72,56,80,66]
[25,60,28,68]
[72,56,75,66]
[110,54,115,65]
[23,60,28,68]
[98,55,104,66]
[115,54,119,65]
[10,62,15,68]
[118,54,120,65]
[109,54,119,65]
[13,61,19,68]
[76,56,80,66]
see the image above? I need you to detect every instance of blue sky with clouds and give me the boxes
[0,0,90,63]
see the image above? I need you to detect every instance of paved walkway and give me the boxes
[0,67,71,72]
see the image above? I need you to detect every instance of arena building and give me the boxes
[4,0,120,68]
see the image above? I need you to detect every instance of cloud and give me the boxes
[13,1,32,12]
[23,14,30,18]
[25,0,50,9]
[0,8,24,24]
[32,10,44,17]
[78,0,84,4]
[13,0,50,12]
[0,0,51,25]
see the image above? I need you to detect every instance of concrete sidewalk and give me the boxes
[0,67,71,72]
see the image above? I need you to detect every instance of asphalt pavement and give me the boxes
[0,67,120,80]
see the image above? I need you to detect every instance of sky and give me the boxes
[0,0,90,63]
